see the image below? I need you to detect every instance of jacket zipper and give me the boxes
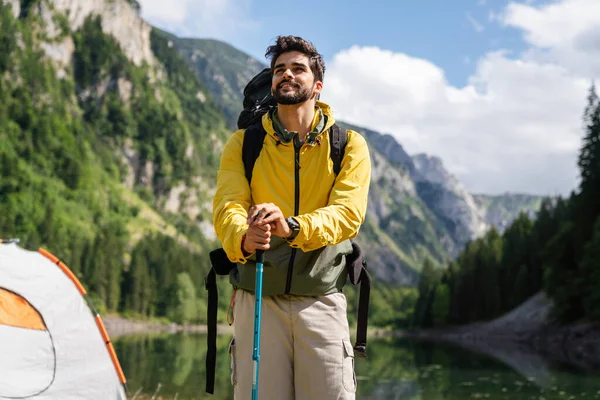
[285,137,302,294]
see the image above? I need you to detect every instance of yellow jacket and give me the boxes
[212,101,371,296]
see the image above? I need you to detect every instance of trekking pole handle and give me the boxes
[256,250,265,263]
[251,210,267,264]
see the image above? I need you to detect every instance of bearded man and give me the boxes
[213,35,372,400]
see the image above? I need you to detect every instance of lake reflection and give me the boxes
[113,333,600,399]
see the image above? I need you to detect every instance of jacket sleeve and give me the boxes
[289,130,371,252]
[212,129,252,264]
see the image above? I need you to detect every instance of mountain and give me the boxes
[153,28,264,128]
[0,0,544,317]
[411,153,488,248]
[161,34,545,284]
[473,193,543,232]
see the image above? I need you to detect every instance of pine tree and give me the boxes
[543,221,583,322]
[431,283,450,326]
[413,257,439,327]
[0,2,18,73]
[500,212,533,309]
[168,272,197,324]
[480,228,502,319]
[577,84,600,246]
[455,240,480,324]
[446,261,462,324]
[581,218,600,320]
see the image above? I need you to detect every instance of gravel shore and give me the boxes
[409,292,600,373]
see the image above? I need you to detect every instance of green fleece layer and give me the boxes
[229,237,353,296]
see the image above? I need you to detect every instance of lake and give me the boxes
[113,333,600,399]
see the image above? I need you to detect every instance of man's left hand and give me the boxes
[247,203,292,239]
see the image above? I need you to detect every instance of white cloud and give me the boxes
[501,0,600,78]
[322,0,599,196]
[137,0,258,40]
[501,0,600,49]
[137,0,191,24]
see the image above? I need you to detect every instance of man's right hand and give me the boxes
[242,221,271,254]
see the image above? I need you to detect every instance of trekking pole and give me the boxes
[252,248,264,400]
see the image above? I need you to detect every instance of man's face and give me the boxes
[271,51,322,105]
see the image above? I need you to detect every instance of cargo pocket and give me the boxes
[342,339,356,393]
[229,337,237,386]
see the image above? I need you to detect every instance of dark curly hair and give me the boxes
[265,35,326,83]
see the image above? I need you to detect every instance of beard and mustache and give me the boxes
[272,80,316,105]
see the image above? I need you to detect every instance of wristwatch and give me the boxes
[285,217,300,242]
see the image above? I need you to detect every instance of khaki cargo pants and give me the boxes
[229,289,357,400]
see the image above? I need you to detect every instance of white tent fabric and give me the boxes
[0,325,55,397]
[0,243,127,400]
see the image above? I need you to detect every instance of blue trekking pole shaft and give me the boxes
[252,248,264,400]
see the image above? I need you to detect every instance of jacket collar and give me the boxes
[269,107,327,144]
[263,101,336,145]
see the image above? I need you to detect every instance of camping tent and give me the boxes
[0,240,128,399]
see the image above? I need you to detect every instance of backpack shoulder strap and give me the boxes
[328,123,348,176]
[242,122,267,184]
[205,248,237,394]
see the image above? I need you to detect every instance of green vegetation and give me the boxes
[0,3,230,324]
[346,282,418,331]
[414,85,600,327]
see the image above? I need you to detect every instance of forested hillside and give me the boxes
[0,0,231,323]
[413,86,600,328]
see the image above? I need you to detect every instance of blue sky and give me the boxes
[240,0,530,88]
[142,0,532,87]
[138,0,600,196]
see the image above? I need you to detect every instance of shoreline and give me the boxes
[103,315,233,339]
[405,316,600,372]
[103,314,401,340]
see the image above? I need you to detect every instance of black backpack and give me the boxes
[237,67,277,130]
[205,68,372,395]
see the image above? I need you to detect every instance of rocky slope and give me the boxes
[412,154,488,247]
[417,291,600,373]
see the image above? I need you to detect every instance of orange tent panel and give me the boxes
[0,288,46,331]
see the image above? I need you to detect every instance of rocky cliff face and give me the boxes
[365,129,417,175]
[53,0,152,66]
[3,0,155,73]
[411,153,488,254]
